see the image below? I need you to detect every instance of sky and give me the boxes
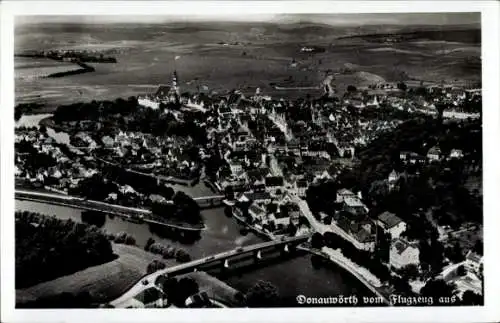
[17,13,480,26]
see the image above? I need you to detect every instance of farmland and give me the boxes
[15,21,480,110]
[15,57,84,80]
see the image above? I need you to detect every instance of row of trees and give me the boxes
[107,231,136,245]
[144,238,192,263]
[146,260,167,274]
[16,211,115,288]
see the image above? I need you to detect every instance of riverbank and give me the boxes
[15,189,206,231]
[301,246,390,305]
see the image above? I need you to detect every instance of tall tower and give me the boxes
[172,71,180,96]
[168,71,180,104]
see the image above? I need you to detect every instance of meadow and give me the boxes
[15,57,84,80]
[16,243,173,304]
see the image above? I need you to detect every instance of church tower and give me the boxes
[172,71,180,96]
[168,71,180,104]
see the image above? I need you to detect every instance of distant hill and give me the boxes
[337,28,480,44]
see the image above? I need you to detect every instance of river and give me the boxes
[15,114,375,306]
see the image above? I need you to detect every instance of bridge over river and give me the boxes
[110,234,311,307]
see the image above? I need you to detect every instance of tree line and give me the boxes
[15,211,115,289]
[52,97,208,144]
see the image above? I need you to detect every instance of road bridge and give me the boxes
[110,234,311,307]
[193,195,225,208]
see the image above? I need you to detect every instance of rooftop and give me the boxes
[265,176,284,187]
[344,196,365,208]
[244,191,271,201]
[392,238,417,255]
[249,203,266,216]
[378,211,403,229]
[466,250,482,263]
[338,188,355,196]
[296,179,308,188]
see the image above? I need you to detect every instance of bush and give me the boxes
[175,249,192,263]
[146,260,166,274]
[114,232,136,245]
[244,280,280,307]
[145,237,155,251]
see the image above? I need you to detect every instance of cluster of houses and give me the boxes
[92,130,201,179]
[15,129,99,192]
[234,192,301,233]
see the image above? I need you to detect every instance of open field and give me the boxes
[16,244,174,304]
[15,22,480,110]
[15,57,84,80]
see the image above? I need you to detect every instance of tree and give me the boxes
[323,215,332,225]
[374,230,391,263]
[390,276,413,295]
[39,124,48,134]
[234,291,246,306]
[445,242,463,263]
[473,240,483,255]
[125,235,136,245]
[420,279,456,300]
[144,237,155,251]
[397,82,408,91]
[461,290,483,305]
[310,232,325,249]
[244,280,280,307]
[175,249,192,263]
[161,277,179,306]
[456,264,466,277]
[399,264,420,280]
[173,277,199,307]
[224,185,235,200]
[146,260,166,274]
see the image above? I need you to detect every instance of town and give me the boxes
[15,63,483,308]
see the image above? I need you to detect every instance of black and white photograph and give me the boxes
[1,1,499,322]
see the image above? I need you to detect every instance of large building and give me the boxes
[138,71,181,110]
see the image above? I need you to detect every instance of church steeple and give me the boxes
[172,70,179,96]
[167,70,180,104]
